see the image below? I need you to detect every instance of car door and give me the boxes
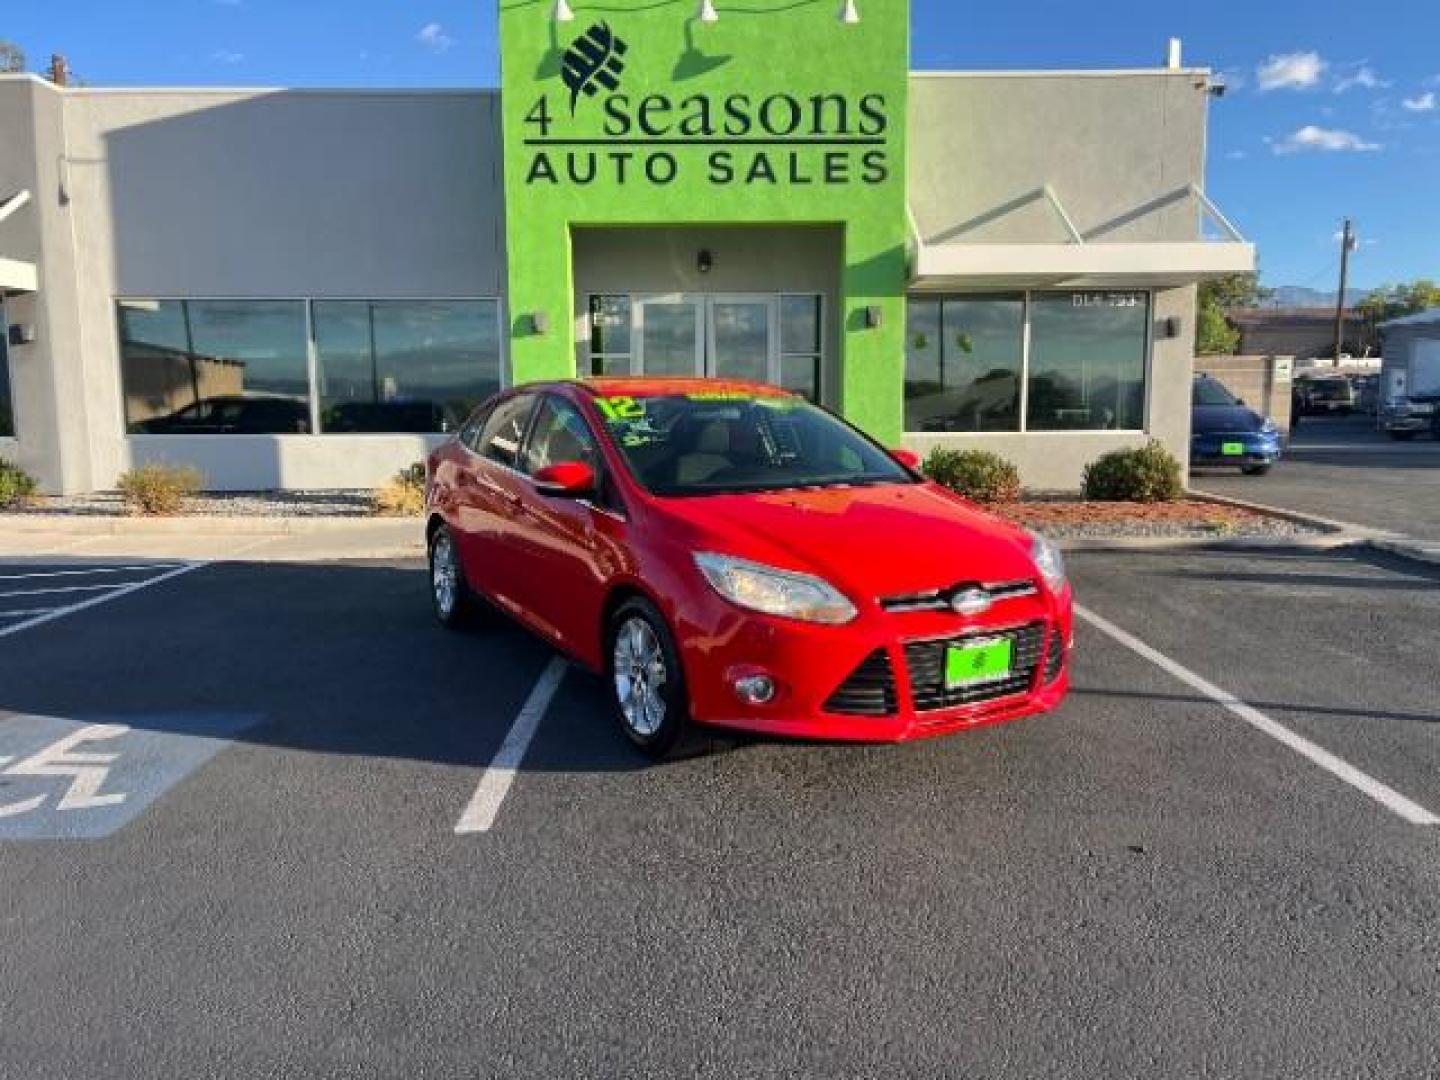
[512,393,627,657]
[454,391,538,607]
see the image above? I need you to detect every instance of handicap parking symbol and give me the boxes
[0,712,262,840]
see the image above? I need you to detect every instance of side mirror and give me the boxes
[890,448,921,470]
[533,461,596,498]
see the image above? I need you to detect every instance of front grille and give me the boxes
[879,579,1037,614]
[823,649,898,717]
[904,622,1046,712]
[1043,629,1065,684]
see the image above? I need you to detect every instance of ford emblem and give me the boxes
[951,588,993,616]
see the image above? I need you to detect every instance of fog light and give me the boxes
[734,675,777,705]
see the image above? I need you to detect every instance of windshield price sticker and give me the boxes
[596,396,645,422]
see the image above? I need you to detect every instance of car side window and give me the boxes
[476,394,536,469]
[458,404,493,451]
[522,397,603,475]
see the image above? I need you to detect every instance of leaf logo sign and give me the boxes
[561,22,629,114]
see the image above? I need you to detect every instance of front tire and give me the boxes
[607,598,696,759]
[429,524,473,629]
[1241,463,1272,476]
[1390,430,1417,442]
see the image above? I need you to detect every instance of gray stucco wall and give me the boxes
[6,83,507,493]
[908,71,1210,245]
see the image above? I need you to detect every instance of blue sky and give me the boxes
[6,0,1437,290]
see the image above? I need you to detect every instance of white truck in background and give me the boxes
[1383,337,1440,440]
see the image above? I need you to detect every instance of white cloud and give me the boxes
[417,22,455,53]
[1257,51,1327,91]
[1273,125,1381,154]
[1334,64,1389,94]
[210,49,246,64]
[1225,149,1248,160]
[1402,91,1437,112]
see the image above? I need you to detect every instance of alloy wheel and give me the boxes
[613,616,668,737]
[432,530,458,619]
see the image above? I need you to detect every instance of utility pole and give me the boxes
[1333,219,1355,365]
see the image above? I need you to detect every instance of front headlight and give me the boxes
[1030,532,1067,592]
[693,553,858,625]
[1260,417,1278,434]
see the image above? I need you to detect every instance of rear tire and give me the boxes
[1241,464,1271,476]
[1389,431,1417,442]
[429,524,473,629]
[606,597,700,760]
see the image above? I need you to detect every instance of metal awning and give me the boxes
[910,184,1256,290]
[0,189,37,294]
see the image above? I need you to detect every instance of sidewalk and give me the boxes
[0,514,424,562]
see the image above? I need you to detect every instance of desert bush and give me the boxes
[116,463,204,515]
[1081,441,1184,503]
[922,447,1022,504]
[0,459,38,509]
[372,462,427,517]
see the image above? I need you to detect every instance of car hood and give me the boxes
[653,482,1039,599]
[1193,404,1269,434]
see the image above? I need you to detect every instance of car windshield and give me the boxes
[591,390,915,497]
[1193,379,1239,407]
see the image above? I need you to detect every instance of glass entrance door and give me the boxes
[635,295,704,377]
[596,292,818,397]
[707,295,775,384]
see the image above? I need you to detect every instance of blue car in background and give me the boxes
[1191,375,1283,476]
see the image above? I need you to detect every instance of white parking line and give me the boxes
[0,563,208,640]
[1076,604,1440,827]
[455,656,569,835]
[0,610,56,619]
[0,583,132,599]
[0,564,183,581]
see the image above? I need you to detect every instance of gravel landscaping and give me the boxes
[996,498,1330,540]
[6,489,1330,540]
[9,490,376,518]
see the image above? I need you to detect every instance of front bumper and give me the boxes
[675,586,1073,743]
[1191,431,1282,466]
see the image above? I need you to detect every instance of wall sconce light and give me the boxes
[530,311,551,335]
[552,0,576,22]
[864,305,883,329]
[839,0,861,24]
[8,324,36,347]
[1162,316,1183,339]
[697,249,715,274]
[698,0,720,23]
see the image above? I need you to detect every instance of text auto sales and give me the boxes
[523,91,891,187]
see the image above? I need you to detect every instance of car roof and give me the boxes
[570,377,797,399]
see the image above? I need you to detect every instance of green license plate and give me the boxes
[945,638,1014,689]
[1221,442,1245,456]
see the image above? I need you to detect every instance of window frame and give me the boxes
[114,295,508,438]
[904,289,1154,436]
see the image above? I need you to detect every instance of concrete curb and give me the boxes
[0,513,422,537]
[1366,537,1440,569]
[1058,533,1359,554]
[1185,489,1395,540]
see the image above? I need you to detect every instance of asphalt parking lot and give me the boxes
[2,548,1439,1077]
[1196,413,1440,541]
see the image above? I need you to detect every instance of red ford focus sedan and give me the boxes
[426,379,1072,757]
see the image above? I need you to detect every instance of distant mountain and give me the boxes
[1259,286,1371,310]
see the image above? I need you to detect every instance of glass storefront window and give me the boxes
[589,295,633,376]
[1026,292,1148,431]
[119,300,311,434]
[780,294,822,402]
[905,296,1023,432]
[314,300,501,433]
[904,291,1150,433]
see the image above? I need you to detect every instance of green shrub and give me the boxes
[1081,440,1184,503]
[372,462,427,517]
[116,463,205,515]
[922,447,1022,504]
[0,458,38,509]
